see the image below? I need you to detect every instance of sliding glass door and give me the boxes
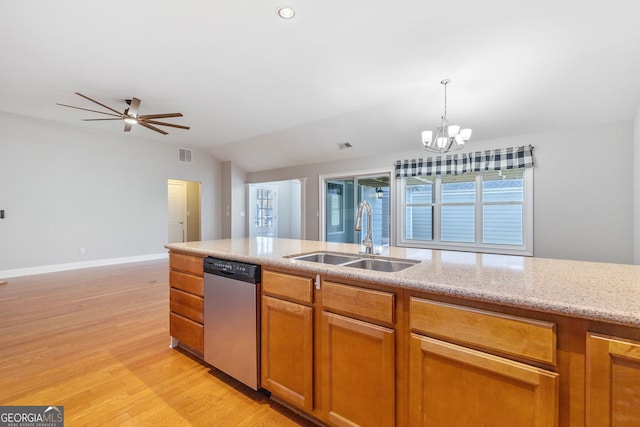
[323,173,390,248]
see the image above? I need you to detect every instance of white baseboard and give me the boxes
[0,253,169,279]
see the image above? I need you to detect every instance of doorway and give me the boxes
[168,179,201,243]
[321,172,391,247]
[248,179,304,239]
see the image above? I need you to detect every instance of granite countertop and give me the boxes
[165,237,640,328]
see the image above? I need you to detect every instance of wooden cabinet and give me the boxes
[408,297,559,427]
[261,270,314,412]
[169,252,205,355]
[320,281,396,426]
[261,270,398,426]
[409,334,558,426]
[321,281,396,427]
[586,333,640,426]
[165,252,640,427]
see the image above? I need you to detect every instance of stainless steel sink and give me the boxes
[342,258,418,272]
[287,251,419,272]
[290,252,360,265]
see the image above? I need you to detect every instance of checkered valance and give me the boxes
[395,145,534,178]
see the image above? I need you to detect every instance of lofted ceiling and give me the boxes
[1,1,639,172]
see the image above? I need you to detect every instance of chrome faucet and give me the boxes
[354,200,374,254]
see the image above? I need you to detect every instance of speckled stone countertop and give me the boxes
[165,237,640,328]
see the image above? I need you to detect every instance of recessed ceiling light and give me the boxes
[277,6,295,19]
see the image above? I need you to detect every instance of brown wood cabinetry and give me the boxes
[586,332,640,426]
[408,297,559,427]
[166,254,640,426]
[261,270,315,412]
[169,252,205,355]
[321,281,396,427]
[261,269,399,426]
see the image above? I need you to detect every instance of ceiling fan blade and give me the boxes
[128,97,141,117]
[57,103,123,118]
[143,119,190,130]
[137,113,183,119]
[75,92,123,116]
[83,118,123,121]
[124,121,133,132]
[137,121,168,135]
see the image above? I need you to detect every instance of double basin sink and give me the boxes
[286,251,419,272]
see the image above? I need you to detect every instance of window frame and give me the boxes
[326,181,346,235]
[397,168,533,256]
[319,168,395,246]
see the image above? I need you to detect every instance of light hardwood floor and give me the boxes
[0,260,314,426]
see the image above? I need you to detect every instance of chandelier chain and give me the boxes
[442,80,448,120]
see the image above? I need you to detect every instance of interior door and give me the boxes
[168,180,187,243]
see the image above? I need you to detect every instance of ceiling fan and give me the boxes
[57,92,190,135]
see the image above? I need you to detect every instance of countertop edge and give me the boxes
[165,240,640,329]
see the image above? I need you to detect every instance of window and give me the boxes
[399,167,532,255]
[326,182,345,234]
[321,171,392,248]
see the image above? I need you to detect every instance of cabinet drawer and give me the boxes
[170,252,204,276]
[262,270,313,304]
[170,288,204,324]
[170,270,204,297]
[410,297,556,365]
[170,312,204,354]
[323,281,394,325]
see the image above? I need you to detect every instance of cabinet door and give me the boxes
[586,333,640,426]
[322,311,395,427]
[409,333,558,427]
[261,295,313,412]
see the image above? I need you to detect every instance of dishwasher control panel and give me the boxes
[204,257,261,284]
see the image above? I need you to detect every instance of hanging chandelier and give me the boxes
[422,79,472,154]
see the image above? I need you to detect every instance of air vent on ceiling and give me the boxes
[178,148,192,163]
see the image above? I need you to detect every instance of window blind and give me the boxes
[395,145,534,178]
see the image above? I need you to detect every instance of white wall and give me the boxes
[249,121,634,264]
[274,179,302,239]
[231,163,247,238]
[635,106,640,264]
[220,161,247,238]
[0,113,221,275]
[288,179,302,239]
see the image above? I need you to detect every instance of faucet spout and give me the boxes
[355,200,374,254]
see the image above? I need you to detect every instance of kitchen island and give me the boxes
[165,237,640,427]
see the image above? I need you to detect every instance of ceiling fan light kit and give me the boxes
[57,93,190,135]
[422,79,472,154]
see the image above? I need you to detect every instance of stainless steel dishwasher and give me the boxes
[203,257,261,390]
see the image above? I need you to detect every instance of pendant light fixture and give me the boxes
[422,79,472,153]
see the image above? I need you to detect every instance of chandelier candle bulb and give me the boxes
[421,131,433,147]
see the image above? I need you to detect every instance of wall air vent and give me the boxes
[178,148,192,163]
